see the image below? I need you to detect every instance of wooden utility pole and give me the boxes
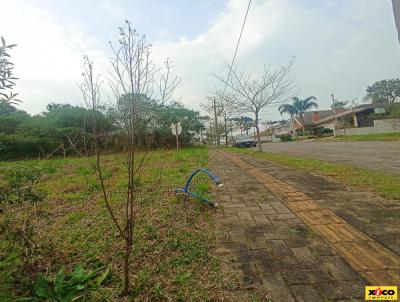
[331,93,347,136]
[213,99,219,145]
[392,0,400,43]
[331,93,339,137]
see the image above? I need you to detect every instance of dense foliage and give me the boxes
[365,78,400,105]
[0,100,206,160]
[0,36,19,104]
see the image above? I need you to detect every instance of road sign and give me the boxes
[171,122,182,151]
[171,122,182,135]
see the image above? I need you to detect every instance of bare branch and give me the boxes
[213,58,296,150]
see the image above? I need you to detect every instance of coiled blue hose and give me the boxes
[175,168,224,207]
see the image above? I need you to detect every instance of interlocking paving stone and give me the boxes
[221,151,400,286]
[290,284,324,302]
[210,150,374,301]
[316,281,365,300]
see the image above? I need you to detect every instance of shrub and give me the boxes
[2,163,54,204]
[370,103,400,120]
[313,127,333,136]
[30,265,110,302]
[278,134,293,142]
[0,134,59,160]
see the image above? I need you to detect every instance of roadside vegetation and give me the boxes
[319,132,400,142]
[0,147,241,301]
[228,147,400,201]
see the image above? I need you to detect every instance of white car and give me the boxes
[233,134,257,147]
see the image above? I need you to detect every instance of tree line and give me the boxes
[0,31,209,161]
[0,100,206,160]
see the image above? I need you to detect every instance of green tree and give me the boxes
[278,103,298,135]
[0,36,19,104]
[331,100,349,110]
[365,79,400,104]
[0,102,18,116]
[293,96,318,136]
[0,110,30,134]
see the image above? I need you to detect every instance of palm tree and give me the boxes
[278,103,298,135]
[292,96,318,136]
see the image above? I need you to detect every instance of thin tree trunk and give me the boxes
[224,115,228,146]
[255,111,262,151]
[123,239,132,295]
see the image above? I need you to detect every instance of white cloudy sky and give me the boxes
[1,0,400,122]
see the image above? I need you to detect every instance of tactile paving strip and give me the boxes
[223,151,400,285]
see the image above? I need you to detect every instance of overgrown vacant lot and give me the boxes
[0,147,237,301]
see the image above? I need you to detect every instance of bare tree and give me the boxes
[156,58,181,105]
[109,21,157,295]
[211,89,237,146]
[80,54,125,244]
[201,97,223,145]
[214,59,295,151]
[80,21,178,296]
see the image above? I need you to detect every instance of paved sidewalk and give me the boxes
[242,154,400,257]
[224,152,400,284]
[211,150,366,302]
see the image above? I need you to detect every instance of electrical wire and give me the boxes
[222,0,252,95]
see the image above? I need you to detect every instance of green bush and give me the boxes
[2,163,55,204]
[0,134,59,160]
[29,265,109,302]
[278,134,293,142]
[313,127,333,136]
[370,103,400,120]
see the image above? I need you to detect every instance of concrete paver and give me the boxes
[211,150,368,302]
[243,155,400,257]
[223,151,400,286]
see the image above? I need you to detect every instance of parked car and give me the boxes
[232,134,257,147]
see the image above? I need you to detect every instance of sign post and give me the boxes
[170,122,182,151]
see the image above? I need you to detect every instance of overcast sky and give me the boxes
[1,0,400,122]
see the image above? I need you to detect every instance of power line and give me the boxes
[222,0,252,95]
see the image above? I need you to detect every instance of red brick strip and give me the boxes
[223,151,400,285]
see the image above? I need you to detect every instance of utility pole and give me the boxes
[331,93,339,137]
[213,99,219,145]
[392,0,400,43]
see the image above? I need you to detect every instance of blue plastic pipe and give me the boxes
[175,168,223,206]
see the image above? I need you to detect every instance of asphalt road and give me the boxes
[260,141,400,175]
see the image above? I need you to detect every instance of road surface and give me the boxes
[260,141,400,175]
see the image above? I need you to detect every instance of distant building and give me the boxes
[292,110,334,132]
[313,104,385,130]
[262,121,291,136]
[263,104,395,141]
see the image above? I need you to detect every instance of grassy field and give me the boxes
[228,147,400,201]
[0,147,240,301]
[319,132,400,142]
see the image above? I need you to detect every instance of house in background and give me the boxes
[260,120,291,142]
[313,104,382,130]
[292,110,334,133]
[290,103,399,136]
[263,121,291,136]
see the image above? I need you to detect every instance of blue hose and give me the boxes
[175,168,223,206]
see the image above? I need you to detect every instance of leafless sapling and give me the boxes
[214,59,296,150]
[156,58,181,105]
